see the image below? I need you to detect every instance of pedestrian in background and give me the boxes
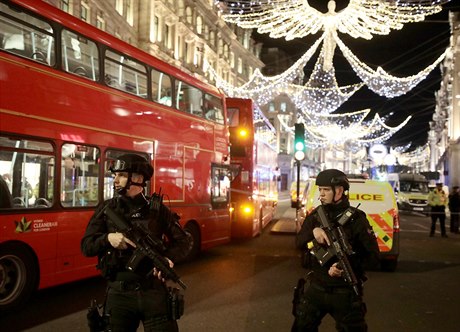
[293,169,380,332]
[428,182,448,237]
[448,185,460,234]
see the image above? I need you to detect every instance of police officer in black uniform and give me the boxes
[81,154,190,332]
[292,169,380,332]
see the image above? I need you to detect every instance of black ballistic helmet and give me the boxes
[316,169,350,191]
[110,154,153,182]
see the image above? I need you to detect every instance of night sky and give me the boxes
[251,0,459,150]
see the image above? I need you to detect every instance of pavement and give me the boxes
[270,191,299,234]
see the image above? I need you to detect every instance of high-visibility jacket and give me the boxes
[428,188,448,207]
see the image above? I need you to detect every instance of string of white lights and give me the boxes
[205,34,324,101]
[209,0,450,151]
[277,108,411,149]
[335,35,449,97]
[396,144,431,165]
[288,43,363,114]
[215,0,449,41]
[300,110,411,144]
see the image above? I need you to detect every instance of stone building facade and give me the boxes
[430,11,460,188]
[44,0,264,97]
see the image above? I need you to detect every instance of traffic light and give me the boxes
[294,123,306,161]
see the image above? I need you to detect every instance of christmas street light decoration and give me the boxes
[210,0,449,151]
[216,0,449,41]
[207,26,446,112]
[205,34,324,105]
[300,109,412,145]
[214,0,450,99]
[289,43,363,115]
[277,109,411,149]
[335,34,449,97]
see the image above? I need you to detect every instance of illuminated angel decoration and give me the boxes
[217,0,447,40]
[212,0,450,147]
[217,0,449,70]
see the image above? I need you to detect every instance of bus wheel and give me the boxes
[183,223,201,261]
[0,244,38,311]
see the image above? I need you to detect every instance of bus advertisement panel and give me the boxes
[226,98,278,238]
[0,0,231,310]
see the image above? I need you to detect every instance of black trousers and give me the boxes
[430,206,446,235]
[105,281,178,332]
[292,283,367,332]
[450,210,459,233]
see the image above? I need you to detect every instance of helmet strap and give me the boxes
[113,172,146,195]
[332,186,338,204]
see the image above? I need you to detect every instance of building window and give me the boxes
[209,31,215,48]
[184,42,189,63]
[196,16,203,35]
[153,16,160,42]
[185,7,193,24]
[177,35,183,60]
[60,0,71,14]
[115,0,123,16]
[243,31,250,48]
[80,3,90,23]
[178,0,185,17]
[268,102,275,112]
[237,57,242,74]
[218,39,223,55]
[204,24,209,39]
[126,0,134,26]
[230,52,235,68]
[223,43,229,59]
[96,14,105,31]
[164,25,170,48]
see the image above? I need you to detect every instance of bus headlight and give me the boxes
[242,204,253,215]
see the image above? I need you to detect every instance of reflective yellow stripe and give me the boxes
[367,210,394,252]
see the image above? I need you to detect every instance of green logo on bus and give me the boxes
[15,217,32,233]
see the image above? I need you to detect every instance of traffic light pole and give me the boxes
[295,159,300,232]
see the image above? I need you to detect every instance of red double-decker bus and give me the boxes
[0,0,232,310]
[226,98,278,238]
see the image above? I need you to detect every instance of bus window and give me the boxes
[211,165,231,209]
[175,80,203,117]
[204,93,224,124]
[104,49,148,98]
[61,29,99,80]
[0,2,55,65]
[151,69,172,106]
[104,150,152,201]
[60,143,100,207]
[227,107,240,127]
[0,135,55,209]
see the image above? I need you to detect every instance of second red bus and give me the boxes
[227,98,278,238]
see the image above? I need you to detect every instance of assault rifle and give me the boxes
[104,205,187,290]
[309,204,360,295]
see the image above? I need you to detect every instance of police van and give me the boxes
[299,177,400,272]
[386,173,430,214]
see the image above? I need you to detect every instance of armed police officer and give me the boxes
[292,169,380,332]
[81,153,190,332]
